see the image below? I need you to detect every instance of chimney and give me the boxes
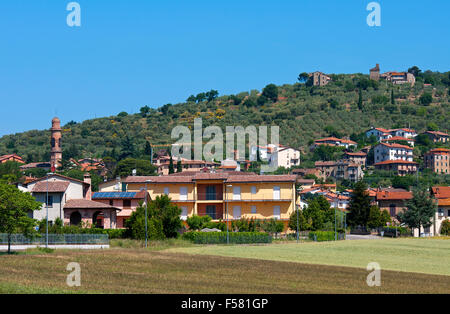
[84,173,92,200]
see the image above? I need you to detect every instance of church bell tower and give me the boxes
[50,117,62,169]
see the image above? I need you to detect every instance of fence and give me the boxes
[0,234,109,245]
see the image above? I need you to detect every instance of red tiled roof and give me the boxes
[439,198,450,206]
[27,174,87,185]
[425,131,449,137]
[32,181,70,193]
[345,152,367,157]
[374,160,418,166]
[378,142,413,150]
[432,187,450,199]
[376,190,413,201]
[426,148,450,154]
[315,137,356,145]
[227,175,297,183]
[64,199,120,210]
[0,154,25,163]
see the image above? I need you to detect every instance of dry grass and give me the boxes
[0,248,449,294]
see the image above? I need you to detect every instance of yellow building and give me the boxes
[120,172,297,228]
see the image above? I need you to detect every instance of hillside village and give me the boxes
[0,65,449,238]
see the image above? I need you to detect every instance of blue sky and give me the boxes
[0,0,449,136]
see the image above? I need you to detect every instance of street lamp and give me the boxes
[46,172,54,248]
[225,184,233,244]
[144,179,152,248]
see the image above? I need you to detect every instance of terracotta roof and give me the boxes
[438,198,450,206]
[27,173,87,185]
[378,142,413,150]
[391,128,416,133]
[426,148,450,154]
[371,128,391,133]
[32,181,70,193]
[227,175,296,183]
[376,190,413,201]
[425,131,449,137]
[64,199,120,210]
[345,152,367,157]
[124,176,193,184]
[432,187,450,199]
[315,137,356,145]
[374,160,418,166]
[0,154,25,163]
[296,179,315,185]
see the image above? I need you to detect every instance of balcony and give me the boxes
[197,193,223,201]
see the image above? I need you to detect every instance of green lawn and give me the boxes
[167,238,450,276]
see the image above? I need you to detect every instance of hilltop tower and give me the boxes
[50,117,62,169]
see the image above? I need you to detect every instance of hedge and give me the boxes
[182,232,272,244]
[381,226,411,238]
[39,226,126,239]
[308,231,345,242]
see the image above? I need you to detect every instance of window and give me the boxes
[164,187,169,195]
[233,186,241,200]
[251,186,257,194]
[389,204,396,216]
[180,187,188,201]
[206,205,216,219]
[206,186,216,200]
[109,200,113,206]
[45,195,53,207]
[233,206,241,219]
[180,206,188,220]
[251,205,257,214]
[123,199,131,208]
[273,186,281,200]
[273,206,281,219]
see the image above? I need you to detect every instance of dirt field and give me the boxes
[1,247,449,294]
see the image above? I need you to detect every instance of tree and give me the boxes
[186,95,196,102]
[168,156,175,174]
[408,66,421,77]
[140,105,150,117]
[391,89,395,105]
[176,159,182,173]
[114,158,157,177]
[347,181,371,227]
[148,195,182,238]
[0,161,23,184]
[397,188,437,237]
[419,93,432,105]
[358,89,363,110]
[298,72,309,84]
[117,111,128,117]
[206,90,219,102]
[0,184,42,253]
[144,141,152,159]
[262,84,278,102]
[303,196,329,231]
[288,209,309,233]
[119,135,135,160]
[367,205,383,229]
[125,202,164,241]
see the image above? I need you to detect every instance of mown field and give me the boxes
[0,238,449,294]
[170,238,450,276]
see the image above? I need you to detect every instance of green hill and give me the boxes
[1,70,449,164]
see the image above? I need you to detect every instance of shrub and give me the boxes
[182,232,272,244]
[309,231,344,242]
[381,226,411,237]
[440,220,450,236]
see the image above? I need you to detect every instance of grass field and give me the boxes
[0,238,449,294]
[169,238,450,276]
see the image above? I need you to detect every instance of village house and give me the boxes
[313,137,357,150]
[424,148,450,175]
[369,64,380,81]
[314,160,364,183]
[309,71,332,86]
[116,172,297,230]
[423,131,449,143]
[375,189,413,218]
[432,187,450,236]
[373,142,414,164]
[21,173,120,228]
[380,72,416,86]
[343,152,367,167]
[0,154,25,164]
[250,144,301,169]
[366,127,417,142]
[374,160,418,176]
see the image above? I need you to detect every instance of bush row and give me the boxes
[308,231,345,242]
[39,225,126,239]
[381,226,411,237]
[182,231,272,244]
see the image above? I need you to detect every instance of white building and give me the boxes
[366,127,417,142]
[250,144,301,169]
[374,143,414,164]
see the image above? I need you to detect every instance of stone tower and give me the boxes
[50,117,62,169]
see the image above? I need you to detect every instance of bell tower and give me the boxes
[50,117,62,169]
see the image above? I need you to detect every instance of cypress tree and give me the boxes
[347,181,371,227]
[169,156,174,174]
[176,159,182,173]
